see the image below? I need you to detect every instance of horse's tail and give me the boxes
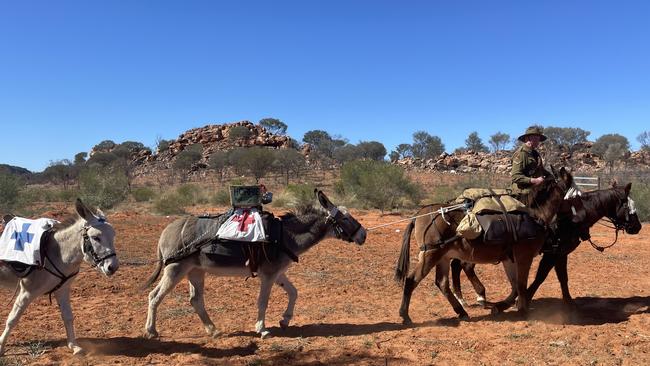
[140,246,163,291]
[394,219,415,284]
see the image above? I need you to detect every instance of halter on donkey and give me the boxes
[0,199,119,355]
[394,167,573,324]
[142,190,366,340]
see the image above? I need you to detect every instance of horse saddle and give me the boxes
[475,213,545,245]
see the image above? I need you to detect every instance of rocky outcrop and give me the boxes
[132,120,294,176]
[396,145,650,174]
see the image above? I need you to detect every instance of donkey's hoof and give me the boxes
[458,313,470,321]
[401,316,413,326]
[72,346,86,356]
[260,330,271,339]
[279,319,290,330]
[143,330,159,339]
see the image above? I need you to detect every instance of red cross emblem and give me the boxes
[232,210,256,232]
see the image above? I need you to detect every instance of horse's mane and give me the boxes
[51,216,79,232]
[581,186,625,211]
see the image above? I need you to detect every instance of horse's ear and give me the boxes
[75,198,94,221]
[625,182,632,196]
[317,190,334,209]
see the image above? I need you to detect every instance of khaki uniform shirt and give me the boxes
[511,144,550,194]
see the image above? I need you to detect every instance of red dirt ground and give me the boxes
[1,206,650,365]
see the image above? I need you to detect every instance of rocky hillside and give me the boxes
[131,120,294,176]
[396,142,650,174]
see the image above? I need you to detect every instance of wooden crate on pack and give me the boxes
[229,185,262,208]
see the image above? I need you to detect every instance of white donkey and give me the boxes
[143,190,366,339]
[0,199,119,355]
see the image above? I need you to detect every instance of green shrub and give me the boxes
[631,181,650,222]
[176,184,207,205]
[0,172,21,213]
[284,183,317,209]
[132,187,157,202]
[78,166,129,209]
[211,188,231,206]
[339,161,422,213]
[153,193,187,215]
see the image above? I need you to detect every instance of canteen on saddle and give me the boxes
[454,188,543,244]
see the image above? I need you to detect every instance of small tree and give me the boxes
[592,134,630,157]
[231,147,276,183]
[544,126,590,153]
[208,150,229,181]
[356,141,387,161]
[489,132,510,152]
[78,165,129,209]
[229,126,252,141]
[333,144,360,164]
[259,118,288,135]
[273,149,306,185]
[637,131,650,151]
[43,159,74,189]
[173,144,203,181]
[604,143,626,172]
[464,132,488,153]
[92,140,117,152]
[156,137,172,154]
[74,152,87,165]
[411,131,445,160]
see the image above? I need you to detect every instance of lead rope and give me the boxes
[588,218,621,252]
[365,203,468,231]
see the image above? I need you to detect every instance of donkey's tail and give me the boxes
[394,219,415,284]
[140,247,163,291]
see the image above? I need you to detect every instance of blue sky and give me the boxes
[1,0,648,172]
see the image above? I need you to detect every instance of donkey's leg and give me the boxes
[553,254,576,308]
[462,262,487,305]
[0,287,36,355]
[144,263,191,339]
[256,271,280,339]
[275,273,297,330]
[187,269,219,338]
[526,253,556,302]
[435,260,469,320]
[53,286,83,355]
[399,249,446,325]
[450,259,467,307]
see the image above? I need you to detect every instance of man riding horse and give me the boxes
[511,126,553,200]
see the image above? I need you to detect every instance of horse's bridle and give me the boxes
[81,222,117,268]
[325,207,363,243]
[590,196,636,252]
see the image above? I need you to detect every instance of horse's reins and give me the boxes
[586,198,632,252]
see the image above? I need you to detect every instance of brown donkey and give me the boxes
[394,167,573,324]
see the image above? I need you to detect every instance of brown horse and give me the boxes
[394,167,573,324]
[451,181,642,309]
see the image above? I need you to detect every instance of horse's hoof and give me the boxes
[260,330,271,339]
[401,316,413,326]
[490,306,502,315]
[458,313,470,321]
[72,346,85,356]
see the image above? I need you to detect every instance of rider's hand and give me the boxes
[531,177,544,185]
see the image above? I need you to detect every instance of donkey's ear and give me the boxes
[625,182,632,196]
[317,190,334,209]
[75,198,94,220]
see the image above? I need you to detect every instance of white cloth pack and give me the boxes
[0,217,58,266]
[216,208,266,242]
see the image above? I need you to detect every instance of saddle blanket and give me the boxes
[216,208,266,242]
[0,217,58,266]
